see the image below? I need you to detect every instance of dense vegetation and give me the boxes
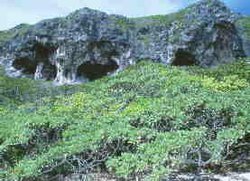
[0,60,250,180]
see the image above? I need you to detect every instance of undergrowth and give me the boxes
[0,60,250,180]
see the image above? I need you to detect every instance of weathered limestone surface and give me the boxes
[0,0,247,84]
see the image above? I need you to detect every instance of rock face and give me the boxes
[0,0,247,84]
[236,17,250,57]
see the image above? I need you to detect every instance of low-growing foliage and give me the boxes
[0,60,250,180]
[201,75,249,92]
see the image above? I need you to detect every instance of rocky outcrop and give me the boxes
[0,0,247,84]
[236,17,250,57]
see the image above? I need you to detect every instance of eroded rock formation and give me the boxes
[0,0,247,84]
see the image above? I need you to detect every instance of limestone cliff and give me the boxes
[0,0,247,84]
[236,16,250,57]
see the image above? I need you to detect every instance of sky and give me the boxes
[0,0,249,30]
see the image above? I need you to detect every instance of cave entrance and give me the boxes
[172,50,197,66]
[38,63,57,80]
[12,58,56,80]
[77,60,119,81]
[13,57,37,75]
[33,43,53,62]
[12,43,57,80]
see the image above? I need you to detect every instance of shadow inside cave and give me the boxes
[172,49,197,66]
[77,60,119,81]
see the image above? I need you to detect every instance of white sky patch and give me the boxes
[52,0,185,16]
[0,0,188,30]
[0,0,245,30]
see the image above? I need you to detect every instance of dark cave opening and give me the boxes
[33,43,53,62]
[12,58,56,80]
[12,43,57,80]
[77,61,119,81]
[172,50,197,66]
[13,57,37,75]
[40,64,57,80]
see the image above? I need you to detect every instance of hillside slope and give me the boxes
[0,60,250,180]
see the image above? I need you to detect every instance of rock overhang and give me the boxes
[0,0,247,84]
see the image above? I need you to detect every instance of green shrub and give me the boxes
[188,61,250,82]
[0,61,250,180]
[201,75,249,92]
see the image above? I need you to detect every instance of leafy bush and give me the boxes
[0,60,250,180]
[188,60,250,82]
[201,75,249,92]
